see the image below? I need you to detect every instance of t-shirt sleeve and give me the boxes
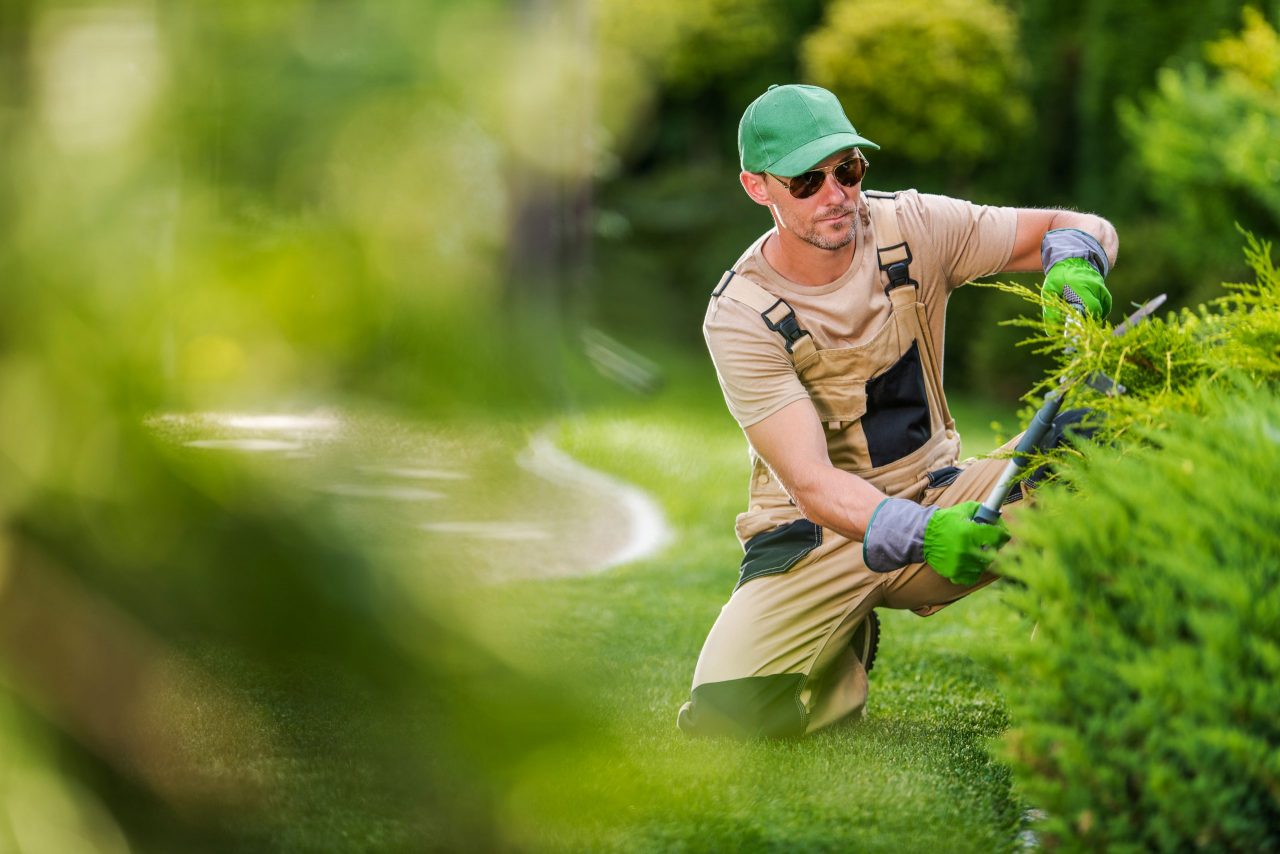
[703,297,811,429]
[907,192,1018,289]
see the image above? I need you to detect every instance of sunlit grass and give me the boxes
[131,353,1035,851]
[478,354,1032,851]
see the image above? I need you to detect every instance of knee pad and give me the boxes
[677,673,807,739]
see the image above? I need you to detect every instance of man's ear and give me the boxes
[740,170,773,207]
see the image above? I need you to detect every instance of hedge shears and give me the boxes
[974,292,1168,525]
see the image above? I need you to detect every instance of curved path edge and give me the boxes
[517,432,674,573]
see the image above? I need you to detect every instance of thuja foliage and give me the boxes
[985,236,1280,849]
[985,230,1280,452]
[996,386,1280,850]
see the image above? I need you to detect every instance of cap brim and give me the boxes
[769,132,880,177]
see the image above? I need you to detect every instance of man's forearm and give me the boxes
[790,466,888,541]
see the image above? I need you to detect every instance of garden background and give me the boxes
[1,1,1278,851]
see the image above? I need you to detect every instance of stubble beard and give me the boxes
[796,197,867,251]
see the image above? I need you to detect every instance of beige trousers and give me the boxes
[677,439,1029,739]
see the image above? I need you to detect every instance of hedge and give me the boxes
[991,236,1280,849]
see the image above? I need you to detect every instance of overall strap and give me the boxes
[865,191,917,292]
[712,270,817,362]
[865,192,956,431]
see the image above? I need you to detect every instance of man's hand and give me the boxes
[863,498,1010,584]
[1043,257,1111,321]
[922,501,1011,586]
[1041,229,1113,322]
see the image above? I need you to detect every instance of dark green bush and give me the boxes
[997,384,1280,849]
[992,236,1280,849]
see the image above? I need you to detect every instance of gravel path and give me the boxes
[149,409,672,581]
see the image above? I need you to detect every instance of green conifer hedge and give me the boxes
[992,238,1280,848]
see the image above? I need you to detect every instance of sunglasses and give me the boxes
[769,152,869,200]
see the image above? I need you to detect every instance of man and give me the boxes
[677,84,1117,739]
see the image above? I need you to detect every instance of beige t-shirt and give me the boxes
[703,190,1018,428]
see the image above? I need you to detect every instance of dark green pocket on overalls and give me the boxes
[736,519,822,590]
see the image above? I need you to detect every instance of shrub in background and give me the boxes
[1121,8,1280,297]
[802,0,1029,178]
[597,0,811,106]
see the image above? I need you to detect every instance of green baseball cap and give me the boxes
[738,84,879,177]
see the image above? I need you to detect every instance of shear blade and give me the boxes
[1112,293,1168,337]
[1085,372,1125,396]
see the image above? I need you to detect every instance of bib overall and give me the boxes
[678,193,1028,739]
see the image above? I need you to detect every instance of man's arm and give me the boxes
[1003,208,1119,273]
[745,398,1011,580]
[744,398,886,540]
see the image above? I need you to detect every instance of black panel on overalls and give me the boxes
[864,239,931,467]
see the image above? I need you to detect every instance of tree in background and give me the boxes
[587,0,825,342]
[1015,0,1261,212]
[595,0,822,167]
[1121,7,1280,302]
[801,0,1029,186]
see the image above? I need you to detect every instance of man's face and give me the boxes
[756,148,865,251]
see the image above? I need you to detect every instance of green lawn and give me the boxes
[476,359,1036,852]
[137,358,1037,852]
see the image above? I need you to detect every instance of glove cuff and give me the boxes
[862,498,937,573]
[1041,228,1110,278]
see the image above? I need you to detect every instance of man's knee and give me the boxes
[677,673,807,739]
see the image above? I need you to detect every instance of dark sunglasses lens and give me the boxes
[834,157,866,187]
[788,171,824,199]
[786,156,866,198]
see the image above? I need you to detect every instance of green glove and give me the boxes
[923,501,1011,586]
[1040,228,1113,323]
[1042,257,1112,322]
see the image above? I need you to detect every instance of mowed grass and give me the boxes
[165,360,1036,851]
[484,361,1036,852]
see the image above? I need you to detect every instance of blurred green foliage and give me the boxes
[598,0,793,110]
[1,2,593,849]
[802,0,1029,176]
[2,420,583,850]
[1014,0,1268,211]
[2,0,574,416]
[1122,9,1280,302]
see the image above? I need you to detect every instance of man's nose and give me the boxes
[818,171,851,203]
